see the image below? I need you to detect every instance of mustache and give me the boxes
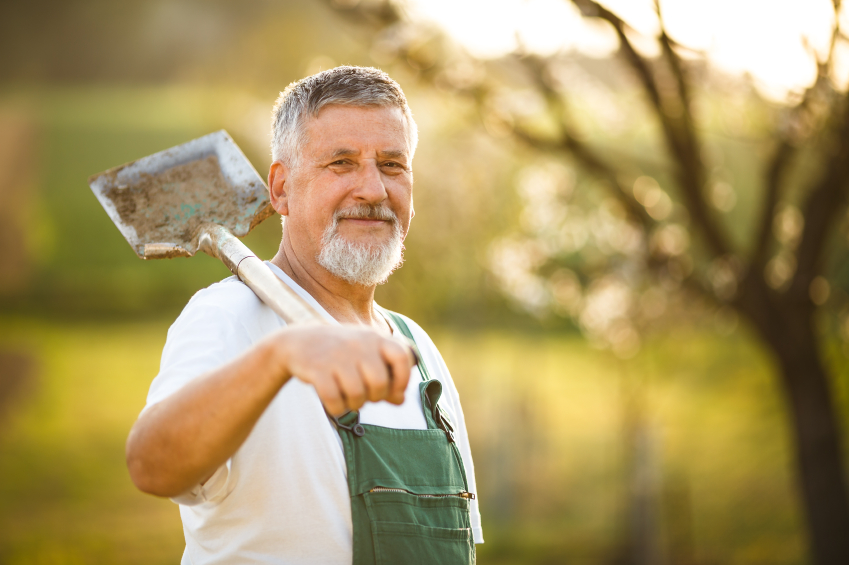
[334,204,398,223]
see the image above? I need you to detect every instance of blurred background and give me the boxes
[1,0,849,563]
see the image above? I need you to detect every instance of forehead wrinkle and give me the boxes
[320,148,360,160]
[320,147,409,161]
[378,149,408,160]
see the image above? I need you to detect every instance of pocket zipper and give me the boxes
[369,486,475,500]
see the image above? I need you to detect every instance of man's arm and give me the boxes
[126,324,413,498]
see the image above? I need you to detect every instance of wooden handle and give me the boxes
[197,223,326,326]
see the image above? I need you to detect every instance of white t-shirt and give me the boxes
[145,262,483,564]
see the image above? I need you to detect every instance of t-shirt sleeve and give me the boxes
[147,295,253,408]
[404,318,485,545]
[144,284,258,506]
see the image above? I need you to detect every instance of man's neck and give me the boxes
[270,231,388,332]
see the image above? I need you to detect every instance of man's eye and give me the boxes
[331,160,348,166]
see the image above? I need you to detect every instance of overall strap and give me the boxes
[376,306,457,440]
[377,306,432,382]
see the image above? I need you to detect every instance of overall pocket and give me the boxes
[364,490,475,565]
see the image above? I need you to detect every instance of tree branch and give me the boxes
[654,0,693,130]
[512,54,656,230]
[753,0,845,295]
[510,121,654,228]
[750,140,795,272]
[571,0,732,260]
[790,98,849,298]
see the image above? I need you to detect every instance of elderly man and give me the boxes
[126,66,482,564]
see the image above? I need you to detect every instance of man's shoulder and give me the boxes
[171,275,281,339]
[184,276,265,317]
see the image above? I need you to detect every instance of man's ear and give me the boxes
[268,161,290,216]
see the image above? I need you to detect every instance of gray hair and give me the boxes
[270,66,418,168]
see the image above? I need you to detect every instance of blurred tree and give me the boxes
[0,109,38,296]
[324,0,849,563]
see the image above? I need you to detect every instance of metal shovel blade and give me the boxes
[88,130,273,260]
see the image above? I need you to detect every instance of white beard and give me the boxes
[317,204,405,287]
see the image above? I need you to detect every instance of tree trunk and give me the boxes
[754,304,849,564]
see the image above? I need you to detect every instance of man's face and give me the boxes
[280,104,414,283]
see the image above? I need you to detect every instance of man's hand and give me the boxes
[270,324,415,415]
[127,324,415,497]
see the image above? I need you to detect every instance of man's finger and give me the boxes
[359,354,390,403]
[313,374,346,417]
[381,339,413,405]
[335,367,366,411]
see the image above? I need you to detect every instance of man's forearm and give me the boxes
[126,338,288,498]
[127,324,413,498]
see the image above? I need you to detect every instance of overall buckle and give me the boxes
[331,410,365,437]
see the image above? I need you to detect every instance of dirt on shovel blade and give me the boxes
[104,155,256,253]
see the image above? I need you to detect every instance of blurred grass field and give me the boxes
[1,316,845,564]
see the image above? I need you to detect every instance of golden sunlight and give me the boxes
[406,0,849,100]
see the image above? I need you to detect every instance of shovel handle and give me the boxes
[197,223,421,376]
[197,224,326,326]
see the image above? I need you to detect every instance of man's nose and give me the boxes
[352,160,388,204]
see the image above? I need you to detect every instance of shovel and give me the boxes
[88,130,323,326]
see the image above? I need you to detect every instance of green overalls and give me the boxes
[333,309,476,565]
